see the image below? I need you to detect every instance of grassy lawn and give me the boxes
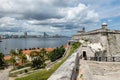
[15,42,81,80]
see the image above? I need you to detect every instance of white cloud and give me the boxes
[0,0,100,36]
[64,4,99,23]
[80,0,120,19]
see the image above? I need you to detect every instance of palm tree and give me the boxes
[31,49,47,69]
[10,57,16,69]
[30,51,39,58]
[17,50,27,66]
[10,49,17,68]
[10,49,17,57]
[39,48,47,60]
[18,53,27,66]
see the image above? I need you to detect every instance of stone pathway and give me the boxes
[0,68,11,80]
[87,61,120,80]
[77,59,93,80]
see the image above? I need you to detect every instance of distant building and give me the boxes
[43,32,49,38]
[24,32,27,38]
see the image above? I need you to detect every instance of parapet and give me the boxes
[48,52,79,80]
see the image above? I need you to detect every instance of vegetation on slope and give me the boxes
[49,46,65,62]
[69,42,81,55]
[15,42,81,80]
[0,52,6,69]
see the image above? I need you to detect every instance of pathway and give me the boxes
[0,68,11,80]
[87,61,120,80]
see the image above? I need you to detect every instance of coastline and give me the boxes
[0,37,70,55]
[4,45,68,61]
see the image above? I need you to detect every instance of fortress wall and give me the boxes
[107,33,120,56]
[73,32,120,57]
[78,46,95,57]
[100,35,107,48]
[48,52,79,80]
[73,33,101,43]
[87,34,101,43]
[116,34,120,48]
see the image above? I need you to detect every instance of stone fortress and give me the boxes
[72,23,120,58]
[48,23,120,80]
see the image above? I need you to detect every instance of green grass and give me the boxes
[69,42,81,55]
[15,58,66,80]
[15,42,81,80]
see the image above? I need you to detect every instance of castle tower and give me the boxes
[102,23,107,29]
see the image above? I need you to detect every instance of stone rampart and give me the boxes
[48,52,79,80]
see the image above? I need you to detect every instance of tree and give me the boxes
[39,48,47,60]
[10,49,17,57]
[0,52,5,68]
[49,46,65,62]
[31,57,45,69]
[10,57,16,69]
[18,51,27,66]
[30,51,39,58]
[31,48,47,69]
[10,49,17,68]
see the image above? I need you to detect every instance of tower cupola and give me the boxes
[102,23,107,29]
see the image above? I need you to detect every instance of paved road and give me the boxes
[0,68,11,80]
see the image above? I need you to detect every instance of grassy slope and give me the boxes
[15,42,81,80]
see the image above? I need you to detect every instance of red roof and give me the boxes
[4,45,68,60]
[4,55,11,60]
[23,48,54,55]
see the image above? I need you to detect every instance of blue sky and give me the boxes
[0,0,120,36]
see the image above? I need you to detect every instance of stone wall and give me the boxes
[48,52,79,80]
[78,46,95,58]
[107,33,120,56]
[73,32,120,57]
[72,33,101,43]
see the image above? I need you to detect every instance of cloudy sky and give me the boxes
[0,0,120,36]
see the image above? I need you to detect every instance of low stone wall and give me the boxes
[89,57,120,62]
[48,52,79,80]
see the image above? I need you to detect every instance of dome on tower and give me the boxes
[102,23,107,29]
[102,22,107,26]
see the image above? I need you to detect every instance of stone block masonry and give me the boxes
[48,52,79,80]
[72,23,120,57]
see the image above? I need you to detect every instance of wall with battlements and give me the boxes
[72,23,120,57]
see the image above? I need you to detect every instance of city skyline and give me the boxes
[0,0,120,36]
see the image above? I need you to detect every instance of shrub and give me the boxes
[24,69,28,73]
[49,46,65,62]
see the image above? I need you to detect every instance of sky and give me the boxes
[0,0,120,36]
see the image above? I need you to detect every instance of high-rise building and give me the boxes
[24,32,27,38]
[43,32,48,38]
